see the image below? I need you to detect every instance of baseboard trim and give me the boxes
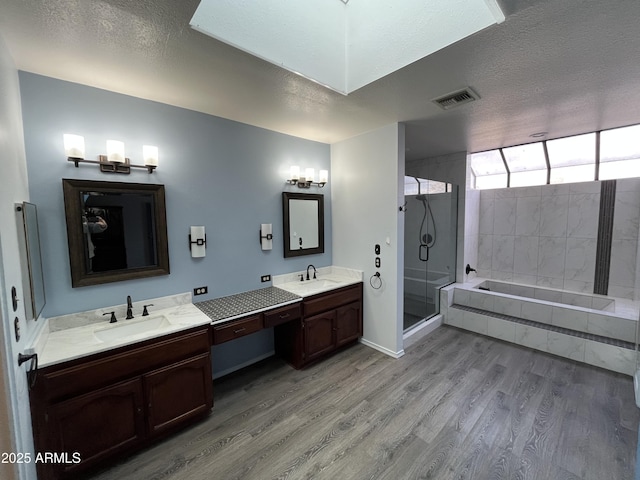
[359,338,405,358]
[212,350,275,379]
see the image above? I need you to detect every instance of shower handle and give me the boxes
[419,244,429,262]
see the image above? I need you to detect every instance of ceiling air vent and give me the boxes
[432,88,480,110]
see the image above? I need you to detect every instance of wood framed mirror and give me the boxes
[62,179,170,287]
[282,192,324,258]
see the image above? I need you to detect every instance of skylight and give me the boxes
[546,133,595,184]
[470,124,640,189]
[502,143,547,187]
[469,150,507,189]
[599,124,640,180]
[190,0,505,95]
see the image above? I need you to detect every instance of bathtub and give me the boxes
[404,267,451,302]
[440,279,640,375]
[404,268,451,319]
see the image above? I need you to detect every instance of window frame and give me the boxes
[470,123,640,190]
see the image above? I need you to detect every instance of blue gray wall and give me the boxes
[19,72,332,373]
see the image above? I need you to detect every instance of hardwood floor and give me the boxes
[85,326,639,480]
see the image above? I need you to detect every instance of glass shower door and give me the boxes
[403,177,457,331]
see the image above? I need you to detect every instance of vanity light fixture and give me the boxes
[260,223,273,250]
[286,165,328,188]
[189,226,206,258]
[64,134,159,174]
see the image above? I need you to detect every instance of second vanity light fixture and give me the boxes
[189,226,207,258]
[287,166,328,188]
[64,134,159,174]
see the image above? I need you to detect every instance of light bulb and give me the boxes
[106,140,125,163]
[63,134,85,158]
[143,145,159,167]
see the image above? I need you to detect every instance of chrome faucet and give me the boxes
[306,264,317,280]
[126,295,134,319]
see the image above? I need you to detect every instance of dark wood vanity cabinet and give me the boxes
[143,353,212,436]
[212,313,263,344]
[211,303,302,344]
[335,302,363,347]
[303,311,336,361]
[30,326,213,480]
[47,378,145,474]
[275,283,363,368]
[264,303,302,328]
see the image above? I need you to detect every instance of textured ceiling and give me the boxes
[1,0,640,161]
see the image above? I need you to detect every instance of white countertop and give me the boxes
[33,267,363,368]
[36,302,211,368]
[273,265,363,297]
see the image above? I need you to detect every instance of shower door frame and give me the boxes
[402,177,458,331]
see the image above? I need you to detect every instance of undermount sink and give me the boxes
[94,315,171,342]
[278,277,349,296]
[305,279,340,288]
[290,278,340,291]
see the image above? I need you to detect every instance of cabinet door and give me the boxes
[335,301,362,347]
[303,311,336,361]
[144,353,213,437]
[47,378,145,476]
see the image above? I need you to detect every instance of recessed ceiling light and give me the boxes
[529,132,548,138]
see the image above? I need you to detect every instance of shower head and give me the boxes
[415,194,428,202]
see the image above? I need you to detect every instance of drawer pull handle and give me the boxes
[279,313,290,319]
[234,328,246,334]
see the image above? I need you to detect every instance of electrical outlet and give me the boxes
[193,286,208,296]
[261,275,271,283]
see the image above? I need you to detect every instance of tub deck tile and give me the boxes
[451,304,635,351]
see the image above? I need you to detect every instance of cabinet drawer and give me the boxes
[38,328,210,403]
[264,303,301,328]
[303,283,362,317]
[213,314,263,344]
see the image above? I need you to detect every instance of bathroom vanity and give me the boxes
[28,267,363,479]
[28,300,213,480]
[30,326,212,480]
[271,267,364,368]
[274,283,363,368]
[200,282,363,368]
[196,267,364,370]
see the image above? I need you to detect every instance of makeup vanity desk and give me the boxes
[197,282,363,369]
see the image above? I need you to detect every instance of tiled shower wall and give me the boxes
[476,178,640,299]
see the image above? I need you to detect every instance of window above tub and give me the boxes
[470,123,640,190]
